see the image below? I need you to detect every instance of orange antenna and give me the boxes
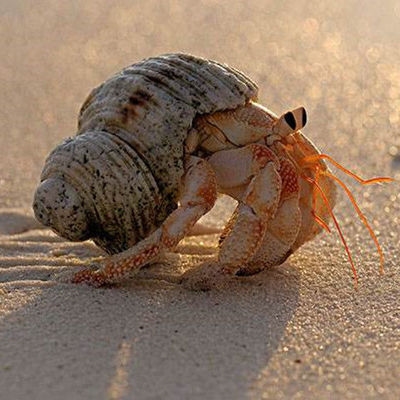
[302,154,394,185]
[311,165,331,233]
[303,174,359,289]
[302,152,392,275]
[291,136,392,286]
[312,211,332,233]
[324,171,385,275]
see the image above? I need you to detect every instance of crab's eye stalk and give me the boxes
[273,107,307,137]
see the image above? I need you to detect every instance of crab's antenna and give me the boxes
[303,154,394,185]
[310,165,331,233]
[312,211,332,233]
[303,174,359,289]
[324,171,385,275]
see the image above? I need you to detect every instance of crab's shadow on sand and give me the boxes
[0,220,300,399]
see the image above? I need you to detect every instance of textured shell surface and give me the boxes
[33,53,258,254]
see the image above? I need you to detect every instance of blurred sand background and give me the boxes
[0,0,399,399]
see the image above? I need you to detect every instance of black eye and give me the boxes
[284,112,296,130]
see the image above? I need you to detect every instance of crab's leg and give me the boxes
[72,156,217,286]
[208,144,283,273]
[238,158,301,275]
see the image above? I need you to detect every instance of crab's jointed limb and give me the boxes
[241,157,302,274]
[72,155,217,286]
[208,144,283,272]
[181,144,303,287]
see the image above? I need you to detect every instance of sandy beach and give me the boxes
[1,1,399,399]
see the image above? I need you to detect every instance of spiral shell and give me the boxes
[33,53,258,253]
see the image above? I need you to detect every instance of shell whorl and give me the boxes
[34,131,165,253]
[33,53,258,253]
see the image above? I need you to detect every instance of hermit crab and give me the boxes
[33,53,392,288]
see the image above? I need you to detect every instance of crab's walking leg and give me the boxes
[72,156,217,286]
[209,144,282,272]
[238,158,301,275]
[182,144,282,289]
